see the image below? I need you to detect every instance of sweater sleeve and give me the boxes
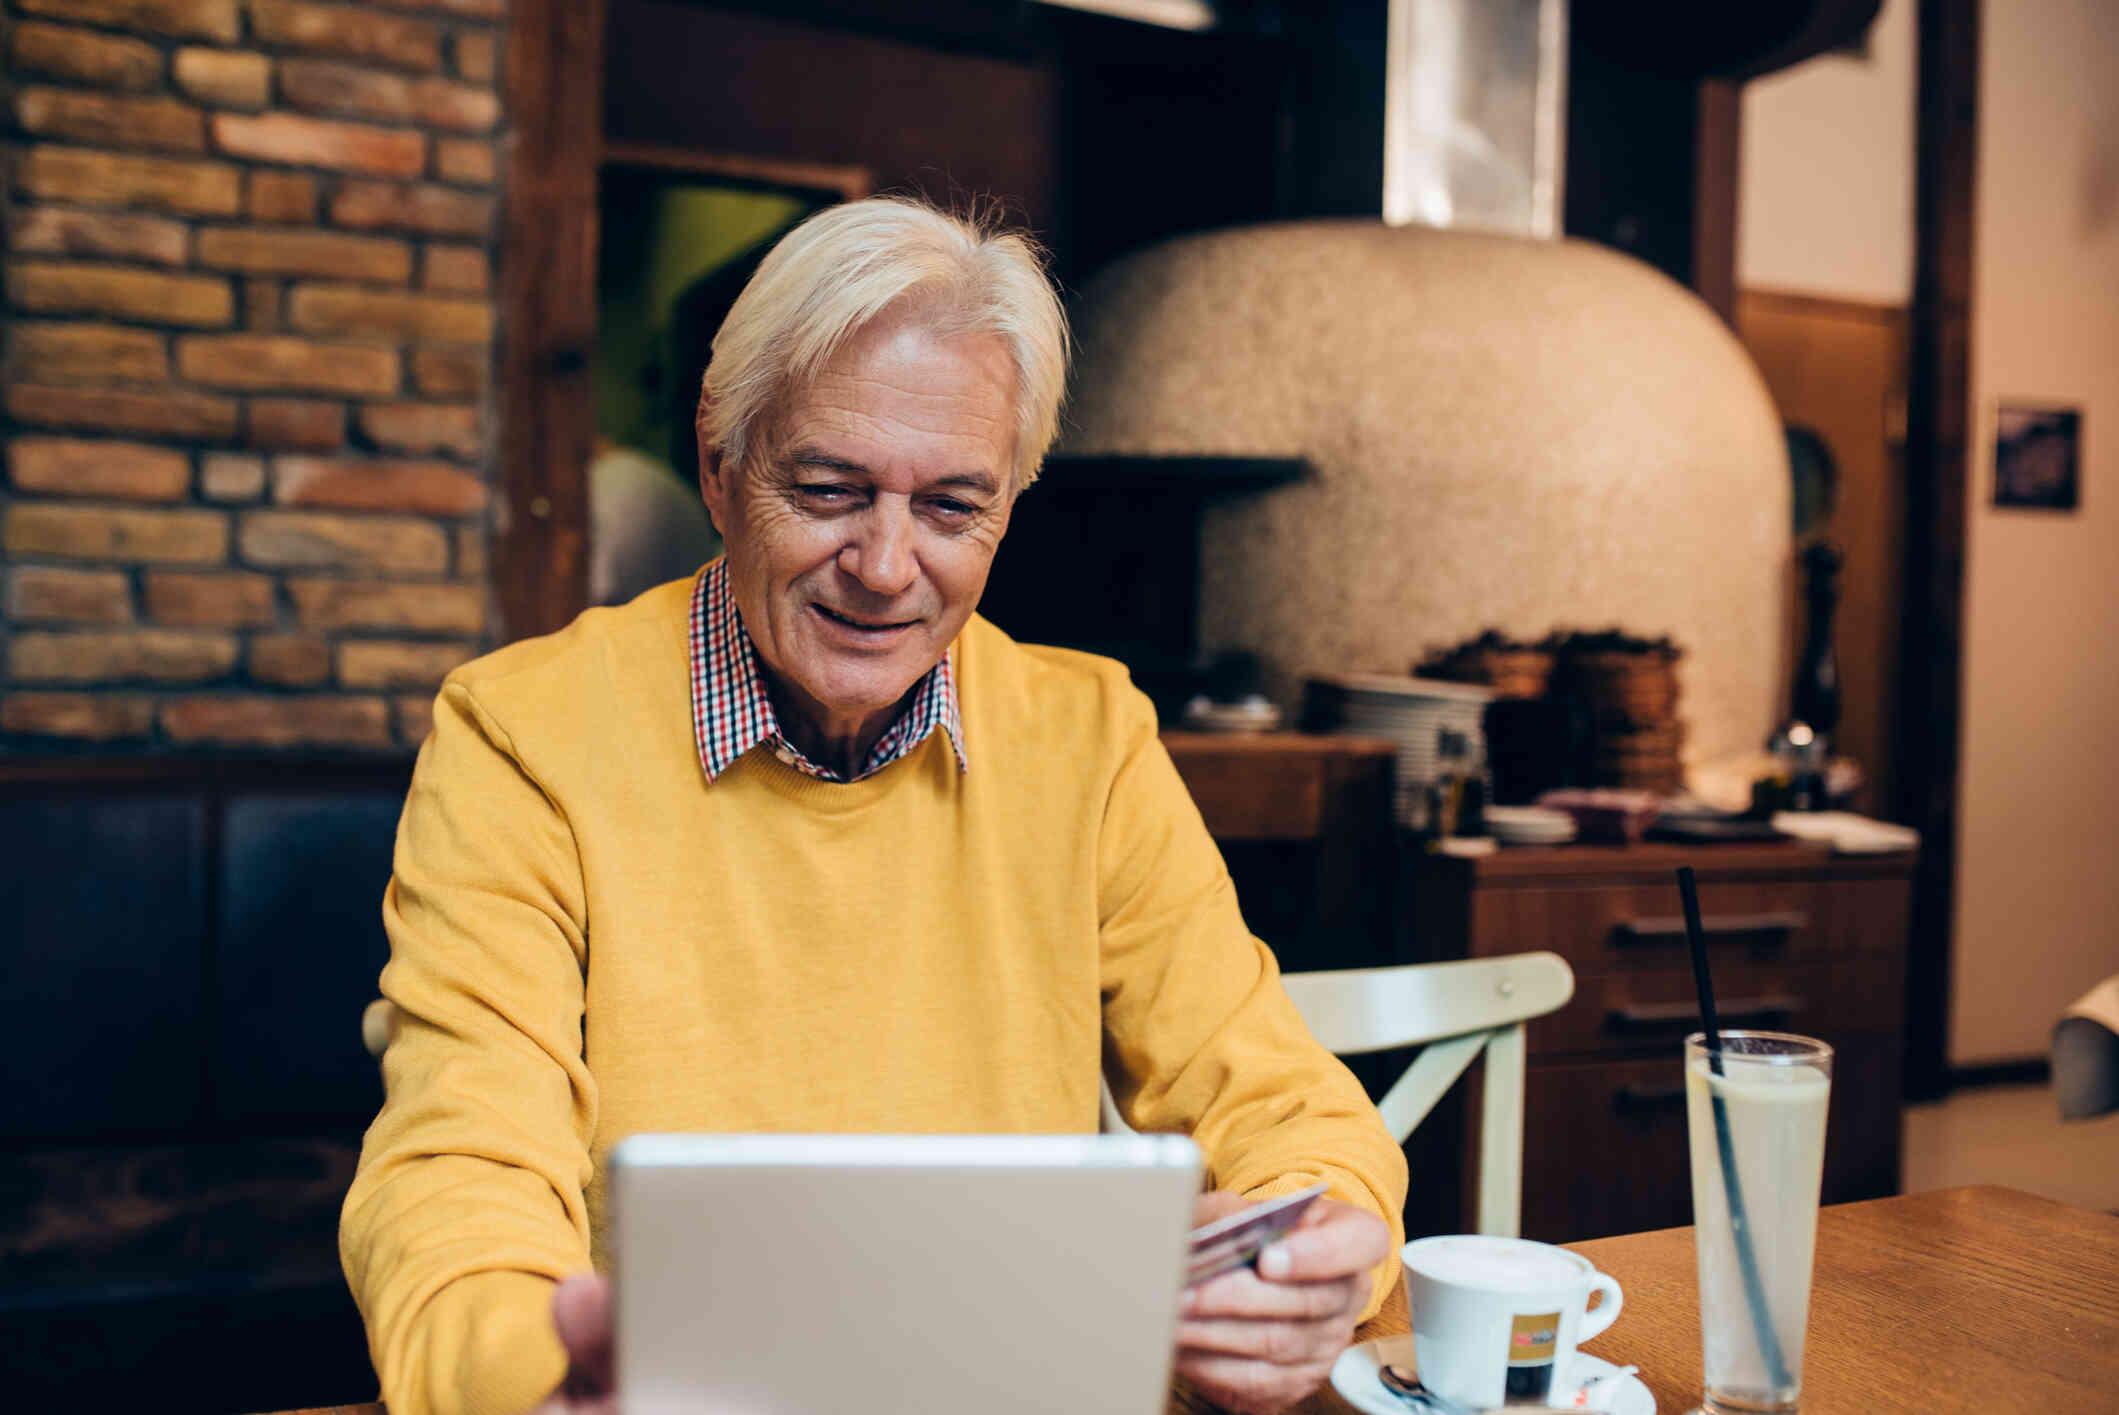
[1096,692,1408,1320]
[339,679,599,1415]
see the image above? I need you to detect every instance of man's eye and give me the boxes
[927,498,978,518]
[796,484,855,503]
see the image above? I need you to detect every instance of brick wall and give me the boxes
[1,0,507,754]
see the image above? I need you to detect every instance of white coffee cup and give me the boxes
[1401,1234,1624,1408]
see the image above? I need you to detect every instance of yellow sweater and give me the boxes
[340,577,1408,1415]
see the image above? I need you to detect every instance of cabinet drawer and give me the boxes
[1468,875,1910,975]
[1517,1034,1902,1244]
[1528,955,1905,1058]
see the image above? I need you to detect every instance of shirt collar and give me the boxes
[688,560,967,784]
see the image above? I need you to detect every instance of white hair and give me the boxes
[698,196,1069,491]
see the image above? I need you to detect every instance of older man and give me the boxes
[341,197,1406,1415]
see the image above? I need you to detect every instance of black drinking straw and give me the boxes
[1680,866,1792,1392]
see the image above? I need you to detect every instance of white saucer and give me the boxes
[1329,1332,1654,1415]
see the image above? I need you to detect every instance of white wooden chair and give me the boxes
[1277,952,1573,1238]
[1101,952,1575,1236]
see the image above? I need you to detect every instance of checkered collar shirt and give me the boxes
[688,559,968,785]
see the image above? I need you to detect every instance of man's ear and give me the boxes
[696,394,730,534]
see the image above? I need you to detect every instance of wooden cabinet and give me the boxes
[1405,841,1917,1243]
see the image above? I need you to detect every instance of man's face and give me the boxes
[700,309,1017,747]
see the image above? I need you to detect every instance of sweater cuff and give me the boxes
[432,1269,571,1415]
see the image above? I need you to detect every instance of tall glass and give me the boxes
[1684,1031,1832,1415]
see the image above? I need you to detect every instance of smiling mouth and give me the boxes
[813,603,918,634]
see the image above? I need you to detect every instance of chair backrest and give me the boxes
[1279,952,1574,1238]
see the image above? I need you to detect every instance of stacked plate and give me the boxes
[1485,805,1578,847]
[1308,673,1494,828]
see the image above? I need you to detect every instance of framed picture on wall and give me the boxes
[1993,403,2082,511]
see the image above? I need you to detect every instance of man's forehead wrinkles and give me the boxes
[812,365,1012,417]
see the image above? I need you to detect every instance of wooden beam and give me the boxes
[1692,77,1742,326]
[600,143,872,198]
[1897,0,1978,1101]
[494,0,606,642]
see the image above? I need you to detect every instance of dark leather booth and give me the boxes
[2,760,412,1413]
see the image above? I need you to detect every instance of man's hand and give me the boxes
[531,1274,616,1415]
[1174,1191,1391,1415]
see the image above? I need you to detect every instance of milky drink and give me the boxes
[1685,1033,1832,1415]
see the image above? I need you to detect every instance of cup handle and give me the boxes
[1580,1271,1624,1343]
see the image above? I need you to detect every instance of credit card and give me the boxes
[1184,1182,1329,1287]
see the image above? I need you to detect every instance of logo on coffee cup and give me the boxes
[1508,1311,1561,1365]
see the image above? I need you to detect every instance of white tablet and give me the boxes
[608,1132,1204,1415]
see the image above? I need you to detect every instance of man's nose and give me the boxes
[838,503,919,596]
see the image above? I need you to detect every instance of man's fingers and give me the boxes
[1174,1349,1330,1415]
[1254,1199,1391,1282]
[1183,1267,1362,1322]
[551,1274,615,1396]
[1176,1312,1353,1363]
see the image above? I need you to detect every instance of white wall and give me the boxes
[1951,0,2119,1063]
[1738,0,1917,303]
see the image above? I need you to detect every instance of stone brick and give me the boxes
[248,398,346,451]
[274,456,484,514]
[6,207,191,267]
[338,638,474,688]
[394,692,435,745]
[5,504,228,563]
[9,437,190,501]
[282,62,496,130]
[11,21,162,90]
[415,78,498,132]
[178,334,399,396]
[212,112,427,179]
[452,28,496,82]
[287,286,490,343]
[249,633,333,686]
[421,245,488,295]
[411,347,485,398]
[279,59,414,121]
[160,694,392,747]
[248,171,318,223]
[11,628,238,683]
[329,181,489,237]
[7,262,232,329]
[244,278,282,331]
[287,576,482,632]
[8,322,170,385]
[143,569,275,626]
[358,401,480,457]
[249,1,442,72]
[173,47,272,109]
[201,453,267,501]
[7,384,239,440]
[18,146,242,216]
[454,524,484,577]
[2,693,156,740]
[16,87,206,153]
[432,138,494,186]
[238,511,447,573]
[14,0,240,43]
[7,567,135,624]
[197,226,414,284]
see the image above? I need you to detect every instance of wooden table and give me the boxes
[1298,1185,2119,1415]
[255,1187,2119,1415]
